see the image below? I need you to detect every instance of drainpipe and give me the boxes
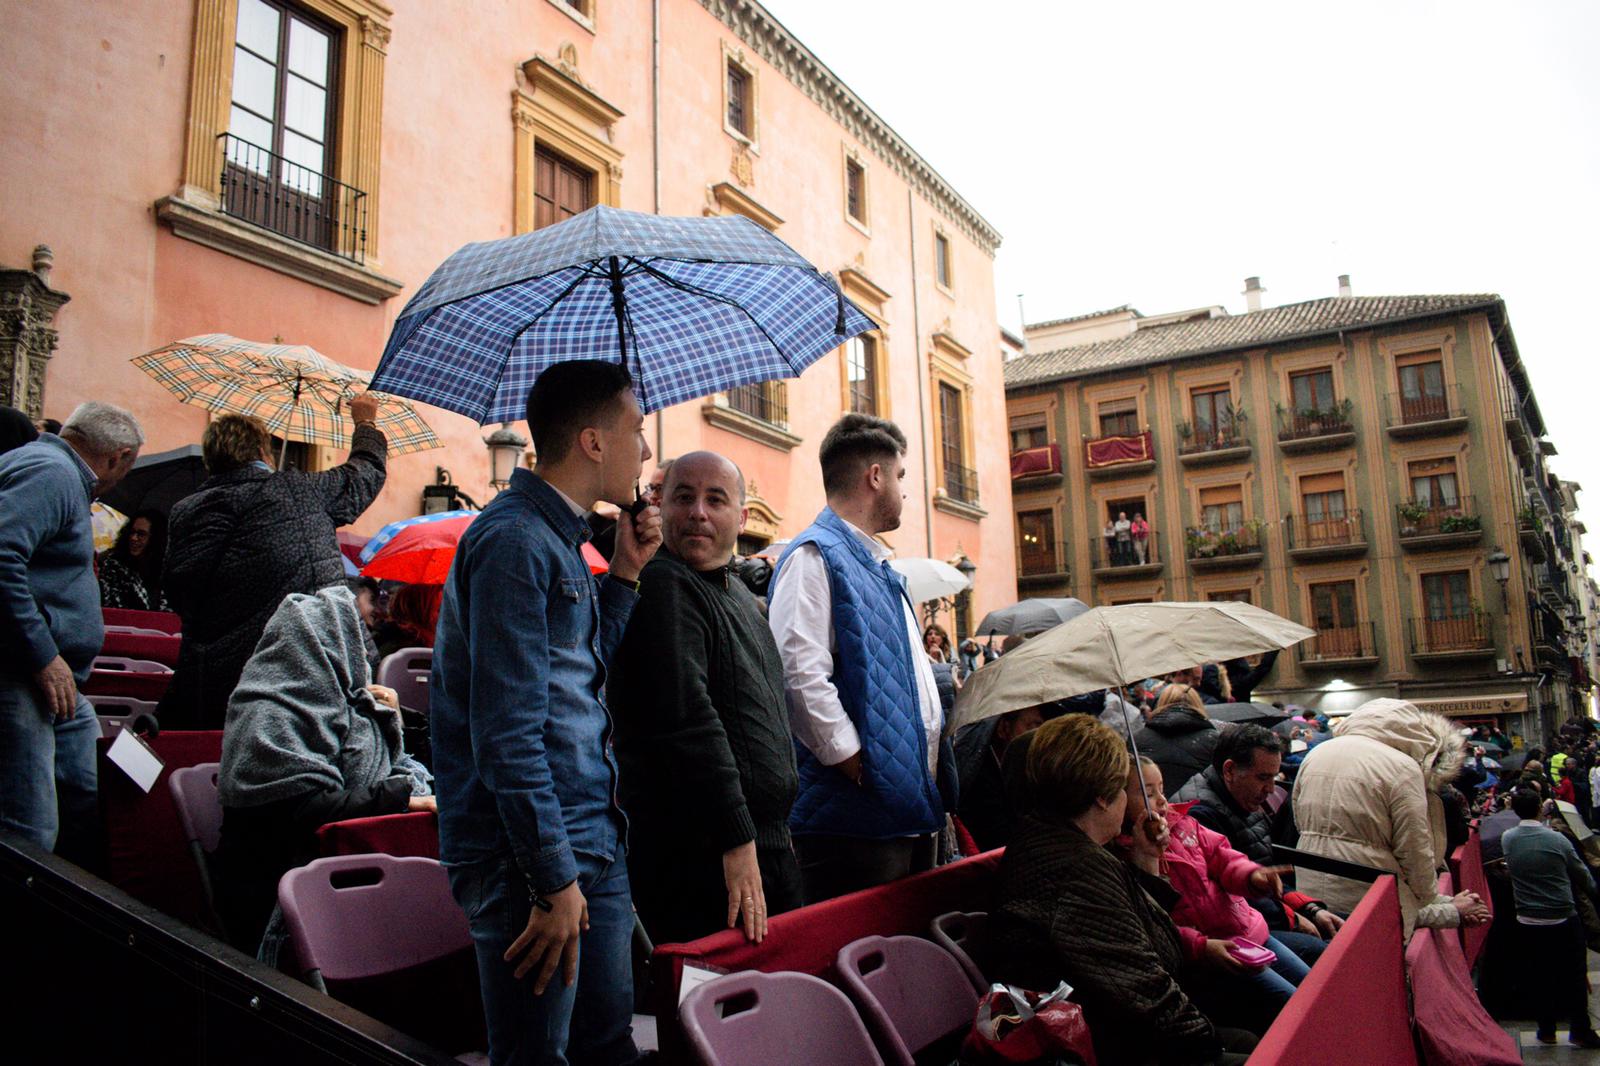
[651,0,664,459]
[908,188,934,556]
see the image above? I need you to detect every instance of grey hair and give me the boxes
[61,402,144,456]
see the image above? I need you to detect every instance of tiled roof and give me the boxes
[1025,304,1141,331]
[1004,294,1502,389]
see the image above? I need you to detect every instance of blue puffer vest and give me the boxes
[772,508,943,839]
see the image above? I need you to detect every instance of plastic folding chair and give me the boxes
[277,854,485,1054]
[376,648,432,714]
[168,762,225,936]
[680,970,883,1066]
[836,935,981,1066]
[91,656,173,674]
[89,694,162,737]
[103,625,170,637]
[930,911,991,993]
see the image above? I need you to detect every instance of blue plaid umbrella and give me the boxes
[371,205,878,420]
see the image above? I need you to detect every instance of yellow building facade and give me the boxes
[1004,290,1588,743]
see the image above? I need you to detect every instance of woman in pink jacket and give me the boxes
[1121,756,1313,1035]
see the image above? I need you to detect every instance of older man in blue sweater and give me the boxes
[0,402,142,851]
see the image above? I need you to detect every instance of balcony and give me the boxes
[1408,613,1494,661]
[1298,622,1380,668]
[1534,562,1568,610]
[1090,530,1163,578]
[218,133,370,265]
[1518,512,1546,561]
[1010,443,1062,485]
[1531,598,1569,666]
[941,461,980,508]
[1285,510,1367,561]
[1176,421,1252,467]
[1017,540,1070,589]
[1384,385,1468,440]
[703,381,801,451]
[1275,402,1356,454]
[1395,497,1483,550]
[1503,394,1534,458]
[1084,430,1156,479]
[1184,522,1265,572]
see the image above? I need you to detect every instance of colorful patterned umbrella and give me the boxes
[361,510,607,583]
[370,205,877,421]
[90,501,128,553]
[133,334,442,455]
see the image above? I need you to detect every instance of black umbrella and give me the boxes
[976,597,1090,637]
[1206,702,1291,725]
[99,444,208,516]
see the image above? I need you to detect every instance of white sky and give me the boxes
[761,0,1600,529]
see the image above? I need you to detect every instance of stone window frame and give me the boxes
[930,329,985,520]
[512,54,625,235]
[546,0,596,34]
[932,222,954,297]
[842,143,870,235]
[835,266,891,419]
[156,0,402,304]
[721,42,760,153]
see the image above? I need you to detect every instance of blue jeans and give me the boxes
[0,681,98,851]
[1189,934,1311,1035]
[1272,929,1327,968]
[449,850,638,1066]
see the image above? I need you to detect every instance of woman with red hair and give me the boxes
[375,583,442,658]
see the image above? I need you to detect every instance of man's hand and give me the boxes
[34,656,77,720]
[1291,911,1320,938]
[1452,891,1490,926]
[1248,864,1294,898]
[505,881,589,995]
[367,684,399,710]
[407,795,438,814]
[347,392,380,425]
[1201,938,1259,974]
[723,841,768,943]
[609,502,662,582]
[834,751,865,786]
[1311,909,1344,938]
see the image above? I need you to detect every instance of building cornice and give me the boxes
[699,0,1001,256]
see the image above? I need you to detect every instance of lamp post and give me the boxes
[1487,548,1510,613]
[954,554,977,643]
[485,424,529,492]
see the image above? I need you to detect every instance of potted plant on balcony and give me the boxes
[1398,500,1428,536]
[1299,406,1324,435]
[1186,527,1218,559]
[1440,512,1482,534]
[1176,420,1193,450]
[1337,397,1354,428]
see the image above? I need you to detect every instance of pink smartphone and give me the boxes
[1226,937,1277,968]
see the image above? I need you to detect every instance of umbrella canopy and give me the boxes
[133,334,441,455]
[361,511,607,583]
[952,601,1315,732]
[359,509,477,564]
[1204,702,1292,725]
[90,502,128,553]
[98,444,208,517]
[369,205,878,421]
[890,557,971,604]
[975,598,1090,637]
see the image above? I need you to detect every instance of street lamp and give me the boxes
[484,423,529,492]
[954,554,978,642]
[1487,548,1511,613]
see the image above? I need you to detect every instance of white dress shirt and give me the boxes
[768,519,943,776]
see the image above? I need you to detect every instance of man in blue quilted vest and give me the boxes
[769,414,957,903]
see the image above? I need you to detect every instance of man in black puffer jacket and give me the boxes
[1136,683,1220,799]
[160,398,387,729]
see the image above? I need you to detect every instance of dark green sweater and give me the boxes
[610,550,798,852]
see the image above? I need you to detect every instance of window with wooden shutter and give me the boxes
[1009,414,1048,453]
[1097,397,1139,437]
[1407,457,1458,508]
[845,156,866,224]
[1199,483,1245,532]
[845,334,879,415]
[726,62,752,138]
[534,147,595,230]
[934,232,952,289]
[1191,386,1232,440]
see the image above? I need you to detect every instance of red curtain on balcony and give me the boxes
[1085,430,1152,468]
[1009,442,1061,477]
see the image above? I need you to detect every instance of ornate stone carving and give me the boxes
[558,41,580,78]
[359,16,390,53]
[0,246,71,419]
[607,161,624,183]
[730,143,754,188]
[512,102,538,131]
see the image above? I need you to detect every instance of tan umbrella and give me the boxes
[950,600,1315,733]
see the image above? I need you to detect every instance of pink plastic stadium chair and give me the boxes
[680,970,883,1066]
[91,656,172,674]
[168,762,225,935]
[930,910,992,993]
[376,648,432,714]
[836,935,981,1066]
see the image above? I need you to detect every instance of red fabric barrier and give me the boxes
[100,630,182,667]
[1009,443,1061,478]
[1247,876,1416,1066]
[102,607,181,633]
[1452,835,1491,967]
[83,669,172,701]
[316,813,440,859]
[1084,431,1152,469]
[1407,873,1519,1066]
[97,730,224,926]
[650,850,1003,1064]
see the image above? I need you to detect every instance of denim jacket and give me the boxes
[431,468,636,892]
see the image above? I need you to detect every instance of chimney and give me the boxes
[1243,276,1264,313]
[1337,274,1352,298]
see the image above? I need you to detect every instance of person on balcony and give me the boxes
[1131,512,1151,564]
[1113,511,1133,565]
[1103,519,1118,567]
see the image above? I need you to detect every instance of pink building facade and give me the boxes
[1,0,1014,629]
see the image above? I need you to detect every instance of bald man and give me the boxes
[609,451,800,945]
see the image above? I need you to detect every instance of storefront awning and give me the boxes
[1407,693,1528,718]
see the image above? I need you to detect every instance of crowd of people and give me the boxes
[4,378,1600,1065]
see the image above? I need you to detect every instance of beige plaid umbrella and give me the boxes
[132,334,441,457]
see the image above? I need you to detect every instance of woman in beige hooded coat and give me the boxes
[1291,698,1489,939]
